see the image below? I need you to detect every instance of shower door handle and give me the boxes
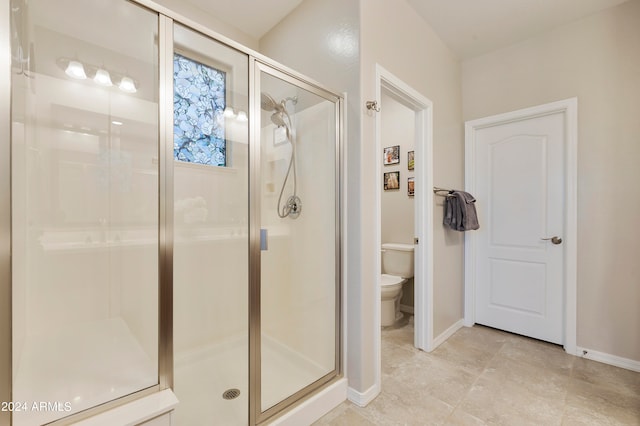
[260,228,268,251]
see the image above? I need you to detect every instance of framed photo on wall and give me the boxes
[384,171,400,190]
[408,177,415,196]
[383,145,400,165]
[408,151,414,170]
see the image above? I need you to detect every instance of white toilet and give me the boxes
[381,242,415,327]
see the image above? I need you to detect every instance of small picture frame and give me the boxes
[408,151,414,170]
[383,145,400,165]
[384,171,400,190]
[407,177,415,196]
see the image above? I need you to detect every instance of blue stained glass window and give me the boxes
[173,53,226,166]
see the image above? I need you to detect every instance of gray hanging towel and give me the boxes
[455,191,479,231]
[443,191,479,231]
[443,194,456,229]
[443,193,462,230]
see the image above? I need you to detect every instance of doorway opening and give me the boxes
[374,64,434,392]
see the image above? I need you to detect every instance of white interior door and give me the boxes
[472,111,565,344]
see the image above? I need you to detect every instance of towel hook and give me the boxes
[366,100,380,112]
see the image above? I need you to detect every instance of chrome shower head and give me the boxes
[261,92,279,112]
[270,111,287,128]
[262,92,291,133]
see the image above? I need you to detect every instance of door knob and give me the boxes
[541,236,562,245]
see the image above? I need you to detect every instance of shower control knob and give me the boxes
[287,195,302,219]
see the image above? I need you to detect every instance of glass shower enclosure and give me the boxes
[7,1,342,425]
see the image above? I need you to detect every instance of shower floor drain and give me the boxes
[222,388,241,400]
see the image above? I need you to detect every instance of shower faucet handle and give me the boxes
[260,228,268,251]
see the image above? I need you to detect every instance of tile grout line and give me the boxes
[442,339,508,423]
[558,353,578,426]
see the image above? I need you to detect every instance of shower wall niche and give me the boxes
[8,1,343,425]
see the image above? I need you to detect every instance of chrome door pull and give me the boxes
[541,236,562,245]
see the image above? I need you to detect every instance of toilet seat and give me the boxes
[381,273,404,287]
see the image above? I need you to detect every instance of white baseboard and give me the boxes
[347,382,379,407]
[269,378,347,426]
[576,346,640,373]
[432,319,464,349]
[399,304,414,315]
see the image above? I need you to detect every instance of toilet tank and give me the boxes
[381,243,415,278]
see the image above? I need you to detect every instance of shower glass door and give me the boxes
[255,64,341,419]
[10,1,159,424]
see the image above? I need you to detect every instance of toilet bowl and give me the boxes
[381,274,406,326]
[380,243,415,327]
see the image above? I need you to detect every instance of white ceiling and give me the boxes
[187,0,632,59]
[405,0,632,59]
[185,0,305,39]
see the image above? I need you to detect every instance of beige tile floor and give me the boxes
[315,316,640,425]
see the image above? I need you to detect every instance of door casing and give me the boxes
[464,98,578,355]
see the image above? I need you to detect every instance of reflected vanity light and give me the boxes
[60,58,137,93]
[111,120,123,126]
[94,69,113,86]
[236,110,248,122]
[65,60,87,79]
[223,106,235,118]
[118,76,137,93]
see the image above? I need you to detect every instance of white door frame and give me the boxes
[374,64,434,383]
[464,98,578,355]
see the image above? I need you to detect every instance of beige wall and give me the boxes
[381,89,415,246]
[462,1,640,361]
[361,0,465,360]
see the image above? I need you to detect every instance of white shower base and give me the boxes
[174,335,328,425]
[12,318,157,426]
[13,321,334,425]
